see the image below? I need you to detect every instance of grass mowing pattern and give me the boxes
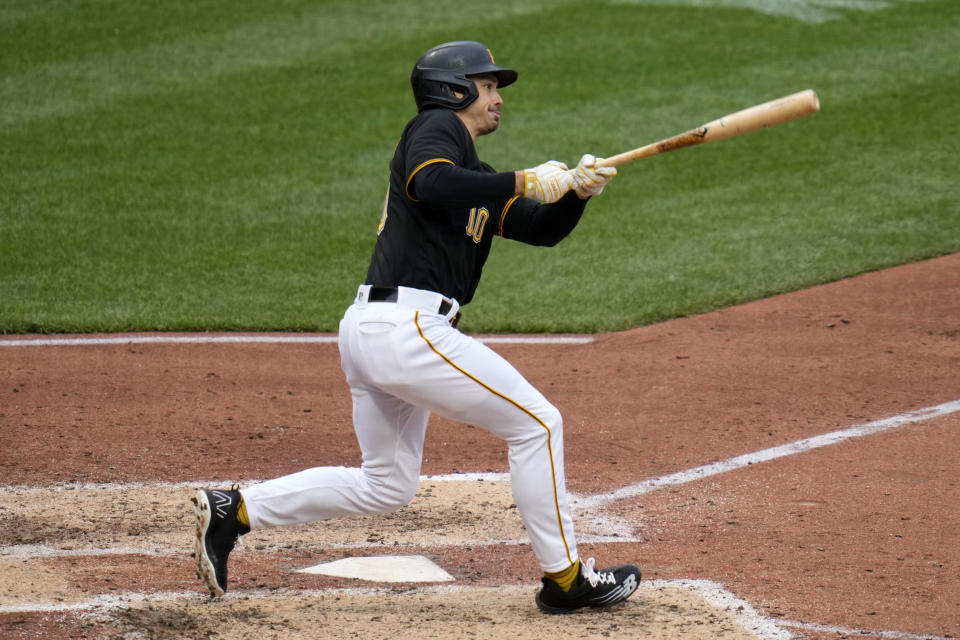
[2,0,958,333]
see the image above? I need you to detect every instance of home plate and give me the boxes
[296,555,455,583]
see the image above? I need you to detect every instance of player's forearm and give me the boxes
[504,191,587,247]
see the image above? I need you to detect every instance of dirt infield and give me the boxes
[2,254,959,639]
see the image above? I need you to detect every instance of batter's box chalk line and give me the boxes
[0,578,785,640]
[1,578,953,640]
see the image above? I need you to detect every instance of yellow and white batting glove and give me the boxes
[522,160,574,203]
[572,154,617,198]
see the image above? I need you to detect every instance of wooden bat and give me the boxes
[597,89,820,167]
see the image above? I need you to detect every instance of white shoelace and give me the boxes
[581,557,617,587]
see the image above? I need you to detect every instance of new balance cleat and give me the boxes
[192,487,248,597]
[535,557,641,613]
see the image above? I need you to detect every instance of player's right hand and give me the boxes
[572,154,617,198]
[522,161,574,203]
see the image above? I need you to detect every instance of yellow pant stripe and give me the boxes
[414,311,573,566]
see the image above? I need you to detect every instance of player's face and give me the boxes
[458,74,503,140]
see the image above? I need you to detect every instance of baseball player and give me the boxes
[193,40,641,613]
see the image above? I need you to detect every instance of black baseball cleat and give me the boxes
[535,557,641,613]
[192,487,249,597]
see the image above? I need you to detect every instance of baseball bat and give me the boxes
[597,89,820,167]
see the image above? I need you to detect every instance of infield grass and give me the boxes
[2,0,958,333]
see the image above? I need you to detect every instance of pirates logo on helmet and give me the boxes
[410,41,518,112]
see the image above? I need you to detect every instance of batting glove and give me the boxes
[523,160,574,203]
[572,154,617,198]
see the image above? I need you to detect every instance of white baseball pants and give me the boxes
[242,285,579,572]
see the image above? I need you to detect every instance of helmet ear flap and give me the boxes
[413,74,478,111]
[440,76,479,109]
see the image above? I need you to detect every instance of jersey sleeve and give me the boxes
[413,163,516,203]
[496,191,588,247]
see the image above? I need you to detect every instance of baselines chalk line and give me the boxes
[3,401,957,508]
[574,398,960,509]
[3,399,958,557]
[0,334,593,347]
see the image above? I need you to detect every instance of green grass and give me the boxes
[2,0,958,333]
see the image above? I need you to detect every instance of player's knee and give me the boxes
[367,477,418,514]
[388,481,419,510]
[509,404,563,446]
[539,406,563,440]
[544,404,562,430]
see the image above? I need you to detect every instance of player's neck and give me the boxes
[455,111,482,142]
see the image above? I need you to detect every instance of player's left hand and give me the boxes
[523,160,574,203]
[572,154,617,199]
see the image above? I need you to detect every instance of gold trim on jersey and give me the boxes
[497,195,521,237]
[413,311,575,567]
[406,158,455,201]
[377,184,390,234]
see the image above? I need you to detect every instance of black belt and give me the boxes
[368,286,460,327]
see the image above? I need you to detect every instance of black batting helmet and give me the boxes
[410,41,518,112]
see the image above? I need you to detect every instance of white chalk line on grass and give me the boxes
[0,334,593,347]
[575,398,960,510]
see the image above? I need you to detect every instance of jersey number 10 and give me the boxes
[465,207,489,244]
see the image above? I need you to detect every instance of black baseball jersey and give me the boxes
[365,108,587,306]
